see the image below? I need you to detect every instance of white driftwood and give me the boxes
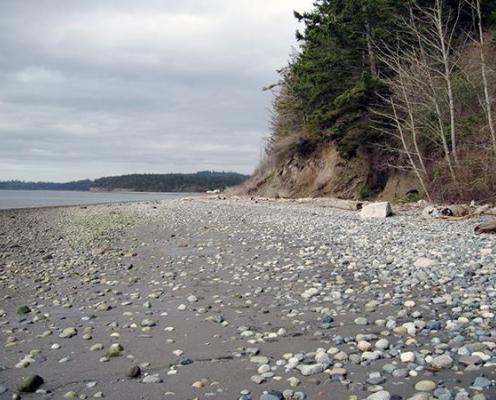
[475,220,496,235]
[310,198,365,211]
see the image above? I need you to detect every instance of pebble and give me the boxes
[297,363,324,376]
[16,375,44,393]
[59,327,77,338]
[375,339,389,350]
[127,365,141,378]
[107,343,124,357]
[431,354,453,369]
[192,379,208,388]
[366,391,391,400]
[187,295,198,303]
[301,288,319,299]
[400,352,415,363]
[472,376,491,389]
[259,391,284,400]
[251,375,266,384]
[142,375,161,384]
[415,380,437,392]
[16,305,31,315]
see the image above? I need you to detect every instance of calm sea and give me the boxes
[0,190,193,210]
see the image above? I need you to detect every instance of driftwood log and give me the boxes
[475,220,496,235]
[309,198,364,211]
[438,204,492,220]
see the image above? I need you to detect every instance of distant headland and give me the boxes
[0,171,249,193]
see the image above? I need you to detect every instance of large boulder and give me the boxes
[360,202,393,219]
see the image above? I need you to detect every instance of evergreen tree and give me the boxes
[270,0,494,158]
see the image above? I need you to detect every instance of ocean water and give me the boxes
[0,190,193,210]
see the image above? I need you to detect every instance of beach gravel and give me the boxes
[0,198,495,399]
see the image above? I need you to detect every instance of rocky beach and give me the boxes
[1,198,496,400]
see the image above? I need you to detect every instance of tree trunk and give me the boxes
[434,0,459,163]
[365,22,378,77]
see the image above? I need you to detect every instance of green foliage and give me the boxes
[268,0,492,163]
[270,0,404,159]
[336,122,379,159]
[91,171,248,192]
[481,0,496,26]
[459,114,484,139]
[358,183,371,200]
[0,172,249,193]
[333,76,383,110]
[0,180,91,191]
[398,191,422,203]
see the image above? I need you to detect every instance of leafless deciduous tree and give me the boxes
[372,0,485,199]
[464,0,496,157]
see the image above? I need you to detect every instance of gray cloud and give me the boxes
[0,0,313,181]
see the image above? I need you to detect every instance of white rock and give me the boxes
[187,295,198,303]
[431,354,453,369]
[375,339,390,350]
[481,248,492,256]
[400,351,415,363]
[297,363,324,376]
[277,328,287,336]
[357,340,372,352]
[142,375,161,384]
[301,288,319,300]
[360,202,392,219]
[367,390,391,400]
[362,351,381,361]
[314,352,331,365]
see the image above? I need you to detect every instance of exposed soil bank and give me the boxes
[234,144,422,202]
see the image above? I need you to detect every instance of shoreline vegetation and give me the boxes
[0,171,248,193]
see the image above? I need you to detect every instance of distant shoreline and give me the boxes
[0,188,202,193]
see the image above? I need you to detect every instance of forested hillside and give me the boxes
[0,180,91,191]
[0,172,248,192]
[240,0,496,202]
[91,171,248,192]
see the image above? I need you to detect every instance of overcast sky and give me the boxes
[0,0,314,182]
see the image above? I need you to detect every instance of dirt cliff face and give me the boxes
[236,143,422,201]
